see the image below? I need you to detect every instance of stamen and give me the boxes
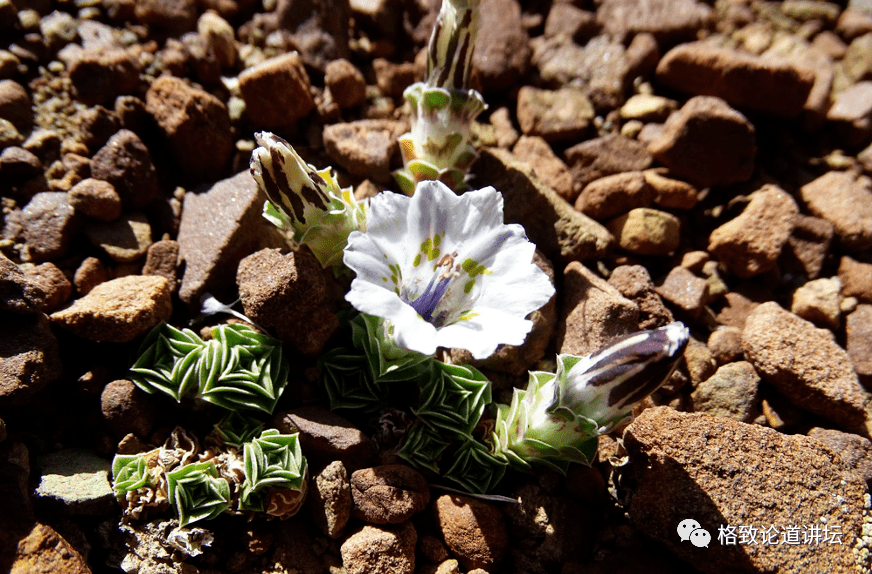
[406,253,459,326]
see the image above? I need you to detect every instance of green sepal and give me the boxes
[111,453,154,498]
[166,461,231,527]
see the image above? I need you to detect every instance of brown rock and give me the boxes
[20,263,72,313]
[176,170,286,305]
[0,146,42,182]
[619,94,677,123]
[655,266,709,316]
[511,135,573,201]
[145,76,233,181]
[272,0,350,70]
[707,326,743,365]
[743,302,872,436]
[50,275,172,343]
[238,52,315,127]
[644,169,699,210]
[624,407,866,574]
[597,0,713,43]
[800,171,872,252]
[564,133,652,194]
[0,254,47,314]
[837,9,872,41]
[373,58,418,98]
[649,96,756,188]
[607,207,681,256]
[67,47,141,106]
[532,35,629,110]
[489,107,519,149]
[73,257,108,296]
[237,248,338,355]
[474,0,530,92]
[83,212,152,263]
[471,147,613,264]
[323,119,405,183]
[308,460,352,538]
[0,314,62,409]
[197,11,236,69]
[557,261,639,356]
[21,192,77,262]
[714,290,760,330]
[350,465,429,524]
[690,361,761,422]
[503,483,598,570]
[807,426,872,486]
[708,184,798,278]
[839,255,872,303]
[100,379,157,439]
[516,86,594,142]
[791,276,842,329]
[0,80,31,131]
[90,130,160,210]
[68,178,122,222]
[325,58,366,109]
[575,171,653,220]
[434,494,508,572]
[782,214,834,280]
[76,105,119,153]
[607,264,674,329]
[134,0,197,32]
[846,304,872,377]
[655,41,815,118]
[827,81,872,145]
[683,336,716,386]
[274,406,376,465]
[340,522,416,574]
[543,4,598,42]
[141,239,179,292]
[9,522,92,574]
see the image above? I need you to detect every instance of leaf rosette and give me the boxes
[240,430,308,518]
[166,461,231,527]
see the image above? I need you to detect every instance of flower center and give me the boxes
[406,253,459,327]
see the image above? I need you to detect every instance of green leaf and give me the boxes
[166,461,231,527]
[441,439,507,495]
[416,362,491,438]
[210,411,265,448]
[111,454,153,497]
[396,420,451,474]
[240,429,308,518]
[129,322,206,401]
[197,325,290,414]
[350,314,433,384]
[320,347,392,413]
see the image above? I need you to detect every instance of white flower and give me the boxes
[343,180,554,359]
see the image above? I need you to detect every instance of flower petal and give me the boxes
[435,307,533,359]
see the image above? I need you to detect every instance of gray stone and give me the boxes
[33,448,114,515]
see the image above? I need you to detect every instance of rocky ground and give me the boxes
[2,0,872,572]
